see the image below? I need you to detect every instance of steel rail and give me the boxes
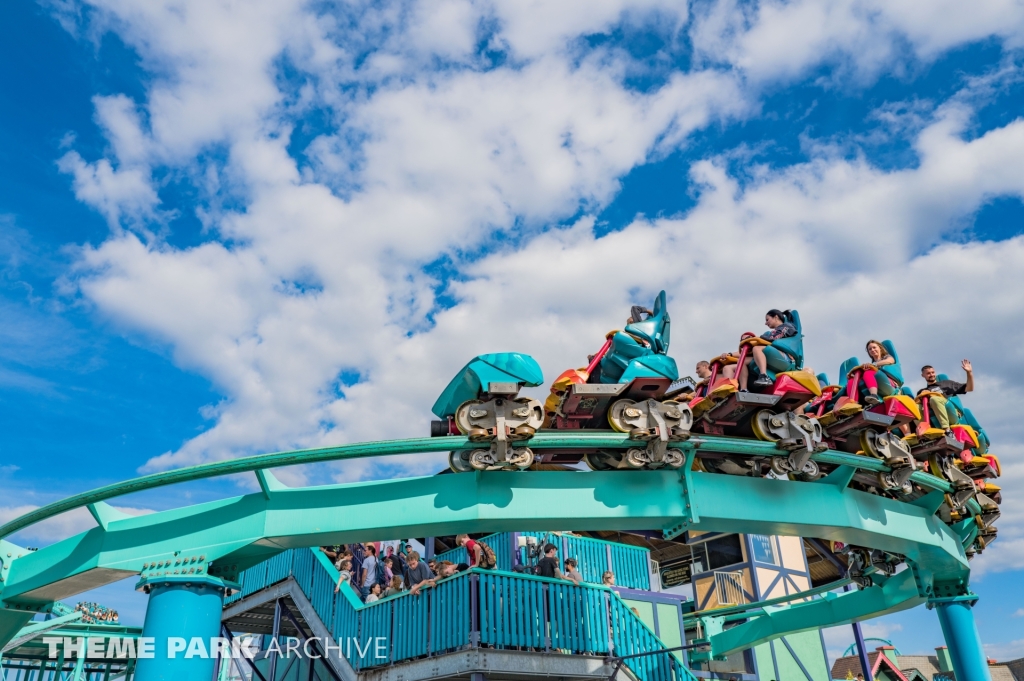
[0,432,952,540]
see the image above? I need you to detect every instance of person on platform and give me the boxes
[536,543,563,579]
[457,534,485,568]
[360,545,378,601]
[404,551,435,595]
[563,558,584,585]
[334,558,353,593]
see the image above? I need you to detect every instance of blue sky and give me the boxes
[1,0,1023,665]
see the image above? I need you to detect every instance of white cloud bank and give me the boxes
[48,0,1024,574]
[0,504,154,547]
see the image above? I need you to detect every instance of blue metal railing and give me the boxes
[525,532,652,590]
[226,548,693,680]
[436,532,652,589]
[435,531,514,569]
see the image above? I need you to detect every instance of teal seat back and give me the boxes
[620,353,679,382]
[601,332,647,383]
[935,373,967,416]
[602,290,674,383]
[431,353,544,418]
[770,309,803,368]
[879,340,904,386]
[839,357,859,380]
[623,290,671,354]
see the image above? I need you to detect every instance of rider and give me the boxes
[917,360,975,431]
[696,359,736,382]
[847,340,898,406]
[738,309,798,391]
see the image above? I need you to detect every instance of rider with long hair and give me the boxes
[848,340,898,406]
[738,309,798,391]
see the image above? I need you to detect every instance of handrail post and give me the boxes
[356,592,363,670]
[543,582,551,652]
[606,545,613,580]
[603,591,614,656]
[426,588,432,658]
[470,574,480,648]
[390,596,397,664]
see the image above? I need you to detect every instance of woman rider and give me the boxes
[848,340,898,406]
[738,309,798,391]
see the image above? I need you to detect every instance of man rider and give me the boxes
[917,360,974,432]
[738,309,798,391]
[695,357,737,385]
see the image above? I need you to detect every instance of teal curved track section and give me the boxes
[0,434,971,662]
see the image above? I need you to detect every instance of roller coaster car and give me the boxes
[955,453,1001,481]
[948,491,1001,557]
[940,377,992,456]
[546,291,693,471]
[805,373,841,416]
[819,347,919,481]
[696,311,821,434]
[842,545,903,589]
[431,353,546,472]
[687,353,740,419]
[690,312,825,479]
[924,449,981,520]
[905,391,981,461]
[820,344,916,435]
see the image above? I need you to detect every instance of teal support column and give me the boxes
[71,640,87,681]
[134,576,232,681]
[935,601,991,681]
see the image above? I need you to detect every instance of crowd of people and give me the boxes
[322,536,617,603]
[74,602,119,624]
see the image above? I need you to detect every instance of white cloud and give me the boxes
[691,0,1024,85]
[56,151,159,229]
[41,0,1024,585]
[491,1,686,60]
[861,622,903,639]
[0,505,154,548]
[984,638,1024,662]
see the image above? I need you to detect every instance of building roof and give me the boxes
[897,655,943,680]
[1007,658,1024,681]
[830,651,908,681]
[990,664,1018,681]
[832,650,1023,681]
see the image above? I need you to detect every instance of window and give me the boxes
[714,571,745,605]
[749,535,778,565]
[689,534,744,575]
[705,534,744,570]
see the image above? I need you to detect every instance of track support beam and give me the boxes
[935,600,992,681]
[134,576,228,681]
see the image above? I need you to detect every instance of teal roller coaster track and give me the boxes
[0,432,993,681]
